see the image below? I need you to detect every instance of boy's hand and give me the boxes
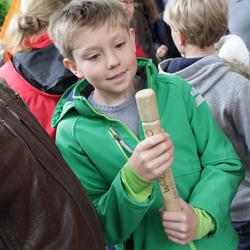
[129,132,174,181]
[161,199,197,245]
[156,44,168,60]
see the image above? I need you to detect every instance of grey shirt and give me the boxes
[88,92,140,137]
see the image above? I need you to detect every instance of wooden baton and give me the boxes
[135,89,181,211]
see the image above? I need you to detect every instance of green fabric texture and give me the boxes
[121,161,215,247]
[121,162,153,202]
[121,162,215,238]
[193,208,215,240]
[52,58,243,250]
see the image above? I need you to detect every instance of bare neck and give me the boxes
[183,44,215,58]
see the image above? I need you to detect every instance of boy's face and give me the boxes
[64,23,137,105]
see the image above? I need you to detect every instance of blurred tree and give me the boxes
[0,0,11,27]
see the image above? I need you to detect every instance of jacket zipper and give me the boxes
[81,97,140,154]
[0,119,18,137]
[109,127,134,160]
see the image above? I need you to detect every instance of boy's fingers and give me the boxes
[179,198,188,209]
[162,210,185,222]
[137,132,170,151]
[164,228,188,241]
[163,221,188,233]
[144,139,174,160]
[167,235,188,245]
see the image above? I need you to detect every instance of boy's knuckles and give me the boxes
[178,234,187,241]
[140,154,148,164]
[181,214,188,222]
[165,151,171,160]
[167,156,174,165]
[180,225,188,233]
[161,141,169,151]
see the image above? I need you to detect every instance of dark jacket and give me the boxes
[131,10,180,62]
[0,78,105,250]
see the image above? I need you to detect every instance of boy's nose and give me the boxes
[106,51,120,69]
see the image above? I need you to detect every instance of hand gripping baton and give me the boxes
[135,89,181,212]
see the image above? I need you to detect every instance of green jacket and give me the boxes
[52,58,243,250]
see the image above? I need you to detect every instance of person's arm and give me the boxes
[159,82,243,244]
[121,162,153,202]
[183,84,243,234]
[193,207,215,239]
[161,200,215,245]
[232,83,250,155]
[55,118,174,245]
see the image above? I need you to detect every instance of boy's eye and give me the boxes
[115,42,126,49]
[87,54,100,61]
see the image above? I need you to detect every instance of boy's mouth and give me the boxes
[107,70,127,80]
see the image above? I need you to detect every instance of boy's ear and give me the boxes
[129,28,136,52]
[63,58,83,78]
[178,30,186,46]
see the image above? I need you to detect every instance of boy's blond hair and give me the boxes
[163,0,228,48]
[7,0,70,50]
[48,0,130,61]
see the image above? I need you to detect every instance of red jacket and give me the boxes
[0,60,62,139]
[0,34,77,140]
[135,42,148,58]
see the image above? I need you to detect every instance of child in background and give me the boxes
[119,0,148,58]
[131,0,180,63]
[159,1,250,249]
[120,0,179,62]
[49,0,243,249]
[0,0,78,140]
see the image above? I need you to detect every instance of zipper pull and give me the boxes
[113,134,134,154]
[0,99,21,120]
[6,107,21,120]
[1,120,18,136]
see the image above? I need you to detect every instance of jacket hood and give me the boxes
[159,55,234,95]
[13,34,77,95]
[52,58,158,128]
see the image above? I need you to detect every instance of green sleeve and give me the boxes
[193,207,215,240]
[182,84,244,234]
[55,117,156,245]
[120,162,153,202]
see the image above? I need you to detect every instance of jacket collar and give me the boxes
[22,33,53,49]
[52,58,158,128]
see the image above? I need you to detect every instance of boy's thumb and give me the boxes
[179,198,189,211]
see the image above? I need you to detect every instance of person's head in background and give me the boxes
[118,0,135,23]
[49,0,137,103]
[135,0,159,21]
[132,0,160,57]
[163,0,228,57]
[6,0,71,52]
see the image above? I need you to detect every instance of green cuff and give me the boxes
[121,162,153,202]
[193,207,215,240]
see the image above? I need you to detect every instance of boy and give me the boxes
[48,0,243,249]
[159,1,250,249]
